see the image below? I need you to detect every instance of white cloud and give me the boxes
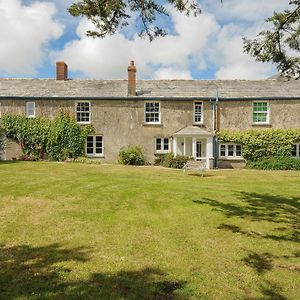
[0,0,64,75]
[153,67,192,80]
[211,24,275,79]
[202,0,290,23]
[52,9,220,79]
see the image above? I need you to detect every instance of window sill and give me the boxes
[252,123,271,127]
[219,157,245,161]
[155,151,170,155]
[143,123,163,126]
[86,155,104,158]
[77,122,91,125]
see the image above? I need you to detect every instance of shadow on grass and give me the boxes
[194,192,300,243]
[0,243,187,300]
[0,160,22,164]
[245,281,287,300]
[242,251,273,274]
[187,173,214,178]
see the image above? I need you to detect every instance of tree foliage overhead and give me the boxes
[68,0,201,41]
[243,0,300,79]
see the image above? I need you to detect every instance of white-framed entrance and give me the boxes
[172,126,214,169]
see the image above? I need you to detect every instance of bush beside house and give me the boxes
[218,129,300,170]
[118,146,146,165]
[1,112,92,161]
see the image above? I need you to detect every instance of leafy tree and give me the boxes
[68,0,201,41]
[243,1,300,79]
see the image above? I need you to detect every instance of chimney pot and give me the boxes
[128,60,136,96]
[56,61,68,80]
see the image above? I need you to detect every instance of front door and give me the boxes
[196,140,202,159]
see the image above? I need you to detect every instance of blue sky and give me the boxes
[0,0,291,80]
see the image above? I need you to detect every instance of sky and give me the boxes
[0,0,292,80]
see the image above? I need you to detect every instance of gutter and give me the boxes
[0,96,299,101]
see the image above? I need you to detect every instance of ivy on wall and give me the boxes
[1,112,93,161]
[218,129,300,161]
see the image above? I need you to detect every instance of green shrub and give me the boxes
[47,112,92,161]
[246,157,300,170]
[118,146,145,165]
[218,129,300,161]
[156,153,191,169]
[1,112,92,161]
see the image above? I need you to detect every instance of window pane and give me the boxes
[163,138,169,151]
[145,102,160,123]
[253,102,268,123]
[236,145,242,156]
[76,102,90,122]
[228,145,234,156]
[156,138,162,150]
[27,102,35,117]
[194,102,202,123]
[220,145,226,157]
[291,144,297,157]
[86,135,102,156]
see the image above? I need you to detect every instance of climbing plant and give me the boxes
[218,129,300,161]
[1,112,93,161]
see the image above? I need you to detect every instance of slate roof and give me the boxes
[0,78,299,99]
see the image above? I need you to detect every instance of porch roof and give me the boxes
[173,126,214,137]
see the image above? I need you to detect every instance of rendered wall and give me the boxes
[1,98,299,164]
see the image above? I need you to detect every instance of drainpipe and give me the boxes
[209,83,219,169]
[215,89,219,169]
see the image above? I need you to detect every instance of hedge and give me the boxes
[218,129,300,161]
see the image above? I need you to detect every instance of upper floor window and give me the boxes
[86,135,103,157]
[26,102,35,118]
[155,137,170,154]
[292,144,300,158]
[253,101,269,124]
[145,102,160,124]
[194,101,203,124]
[220,144,242,158]
[76,101,91,124]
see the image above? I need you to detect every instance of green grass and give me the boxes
[0,162,299,300]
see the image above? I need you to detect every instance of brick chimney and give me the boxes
[128,60,136,96]
[56,61,68,80]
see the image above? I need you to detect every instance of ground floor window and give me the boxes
[155,137,170,153]
[220,144,242,158]
[292,144,300,158]
[86,135,103,157]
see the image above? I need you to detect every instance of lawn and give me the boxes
[0,162,299,300]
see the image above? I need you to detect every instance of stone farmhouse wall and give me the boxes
[1,98,299,164]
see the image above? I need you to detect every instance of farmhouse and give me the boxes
[0,61,299,168]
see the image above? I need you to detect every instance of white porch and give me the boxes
[172,126,214,169]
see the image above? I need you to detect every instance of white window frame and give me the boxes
[144,101,161,124]
[252,101,269,124]
[292,144,300,158]
[86,135,104,157]
[26,101,35,118]
[219,144,242,158]
[193,101,203,124]
[75,101,91,124]
[155,137,171,154]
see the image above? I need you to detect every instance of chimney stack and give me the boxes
[128,60,136,96]
[56,61,68,80]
